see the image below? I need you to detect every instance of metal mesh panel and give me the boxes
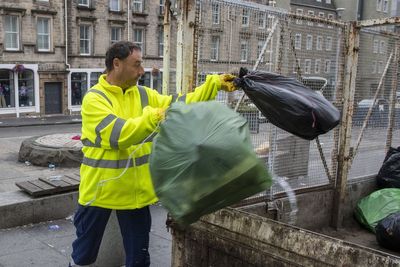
[349,26,400,179]
[194,0,345,202]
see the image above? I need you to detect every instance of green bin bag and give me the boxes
[354,188,400,232]
[149,101,272,225]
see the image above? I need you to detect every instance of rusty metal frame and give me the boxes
[331,22,360,229]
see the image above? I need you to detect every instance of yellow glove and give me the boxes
[219,74,237,92]
[154,107,166,122]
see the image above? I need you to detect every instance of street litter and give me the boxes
[49,225,60,231]
[49,175,62,181]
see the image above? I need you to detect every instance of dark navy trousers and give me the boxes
[71,205,151,267]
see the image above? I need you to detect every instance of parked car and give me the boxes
[353,98,389,127]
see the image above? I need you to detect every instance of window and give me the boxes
[383,0,388,12]
[240,40,248,62]
[211,36,219,61]
[373,40,379,53]
[372,61,377,73]
[324,60,331,73]
[293,59,300,73]
[242,9,249,27]
[79,24,92,55]
[158,27,164,57]
[159,0,164,15]
[109,0,120,11]
[305,59,311,74]
[377,0,383,11]
[212,3,220,25]
[18,70,35,107]
[306,35,313,50]
[315,59,321,73]
[78,0,89,7]
[316,36,323,50]
[328,14,334,20]
[379,40,385,54]
[326,0,331,3]
[228,6,235,20]
[4,15,20,51]
[296,9,303,24]
[132,0,143,13]
[257,40,265,62]
[258,12,266,29]
[326,37,332,51]
[110,27,122,45]
[378,61,384,73]
[133,28,144,50]
[90,72,102,87]
[319,12,325,18]
[37,17,51,51]
[71,73,87,105]
[295,34,301,50]
[307,11,314,26]
[0,69,15,108]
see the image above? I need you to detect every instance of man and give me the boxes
[70,41,237,267]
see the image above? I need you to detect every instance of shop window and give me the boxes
[0,69,15,108]
[138,72,151,87]
[90,72,102,87]
[18,70,35,107]
[71,73,88,105]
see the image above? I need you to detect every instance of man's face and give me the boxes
[115,49,145,89]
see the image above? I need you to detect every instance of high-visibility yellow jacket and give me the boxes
[79,74,221,209]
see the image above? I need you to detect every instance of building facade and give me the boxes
[0,0,396,118]
[0,0,169,118]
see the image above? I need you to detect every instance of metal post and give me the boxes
[162,0,171,95]
[175,0,196,94]
[386,43,399,152]
[331,22,360,229]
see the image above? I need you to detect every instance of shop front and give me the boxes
[0,64,39,117]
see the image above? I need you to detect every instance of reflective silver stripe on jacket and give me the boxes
[87,89,113,107]
[138,85,148,107]
[82,154,149,168]
[95,114,117,147]
[171,94,186,102]
[110,118,126,149]
[83,85,150,148]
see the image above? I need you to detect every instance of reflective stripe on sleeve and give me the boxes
[95,114,117,147]
[110,118,126,149]
[87,89,113,107]
[171,94,186,103]
[138,86,148,107]
[82,154,149,169]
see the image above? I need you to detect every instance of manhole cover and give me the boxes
[35,133,83,149]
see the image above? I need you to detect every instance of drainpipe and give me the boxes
[64,0,70,71]
[127,0,130,40]
[65,0,71,114]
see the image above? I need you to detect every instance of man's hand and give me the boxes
[219,74,238,92]
[155,107,166,122]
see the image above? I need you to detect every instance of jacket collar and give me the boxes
[98,74,137,95]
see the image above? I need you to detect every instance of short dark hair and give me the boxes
[105,41,141,72]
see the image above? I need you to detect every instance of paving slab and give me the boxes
[0,204,172,267]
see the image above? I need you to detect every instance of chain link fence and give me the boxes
[349,25,400,179]
[193,0,345,202]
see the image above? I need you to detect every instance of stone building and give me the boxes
[0,0,169,118]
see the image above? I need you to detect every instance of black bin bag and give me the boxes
[149,101,272,226]
[375,212,400,251]
[377,146,400,189]
[234,68,340,140]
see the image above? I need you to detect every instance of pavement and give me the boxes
[0,115,172,267]
[0,115,82,128]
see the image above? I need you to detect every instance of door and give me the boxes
[44,82,62,114]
